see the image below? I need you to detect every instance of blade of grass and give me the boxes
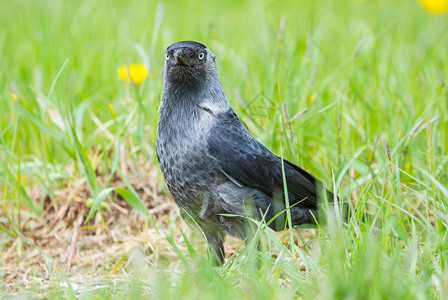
[116,168,157,229]
[1,161,40,216]
[85,186,151,223]
[69,123,99,197]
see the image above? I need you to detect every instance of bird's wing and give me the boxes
[207,111,319,209]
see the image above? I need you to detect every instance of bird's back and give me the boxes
[207,109,322,207]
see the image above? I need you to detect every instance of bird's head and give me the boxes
[164,41,217,89]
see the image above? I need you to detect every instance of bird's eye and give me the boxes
[198,52,205,60]
[165,53,169,60]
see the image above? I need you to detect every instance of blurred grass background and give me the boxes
[1,0,448,298]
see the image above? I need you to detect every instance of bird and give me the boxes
[156,41,339,264]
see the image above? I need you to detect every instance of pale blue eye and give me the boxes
[198,52,205,60]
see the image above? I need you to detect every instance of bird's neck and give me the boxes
[159,80,229,116]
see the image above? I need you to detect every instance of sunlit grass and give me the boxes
[1,0,448,298]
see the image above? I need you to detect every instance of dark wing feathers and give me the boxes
[208,111,320,209]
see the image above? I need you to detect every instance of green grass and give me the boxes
[1,0,448,298]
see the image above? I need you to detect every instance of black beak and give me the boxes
[173,49,193,66]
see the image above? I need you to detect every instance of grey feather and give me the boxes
[156,41,333,264]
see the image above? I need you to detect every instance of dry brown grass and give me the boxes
[0,158,250,295]
[1,147,316,296]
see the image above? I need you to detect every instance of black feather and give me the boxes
[208,109,320,209]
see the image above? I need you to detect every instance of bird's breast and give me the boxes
[156,106,219,208]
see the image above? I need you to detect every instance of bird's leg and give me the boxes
[205,231,225,265]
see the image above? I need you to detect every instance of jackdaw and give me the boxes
[156,41,337,264]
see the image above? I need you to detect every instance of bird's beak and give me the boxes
[173,49,192,66]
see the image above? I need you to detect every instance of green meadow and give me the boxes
[1,0,448,298]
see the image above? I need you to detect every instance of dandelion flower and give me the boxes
[128,63,147,86]
[420,0,448,13]
[118,65,128,81]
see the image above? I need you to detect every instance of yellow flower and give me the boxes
[118,65,128,81]
[117,63,147,85]
[420,0,448,13]
[128,63,147,86]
